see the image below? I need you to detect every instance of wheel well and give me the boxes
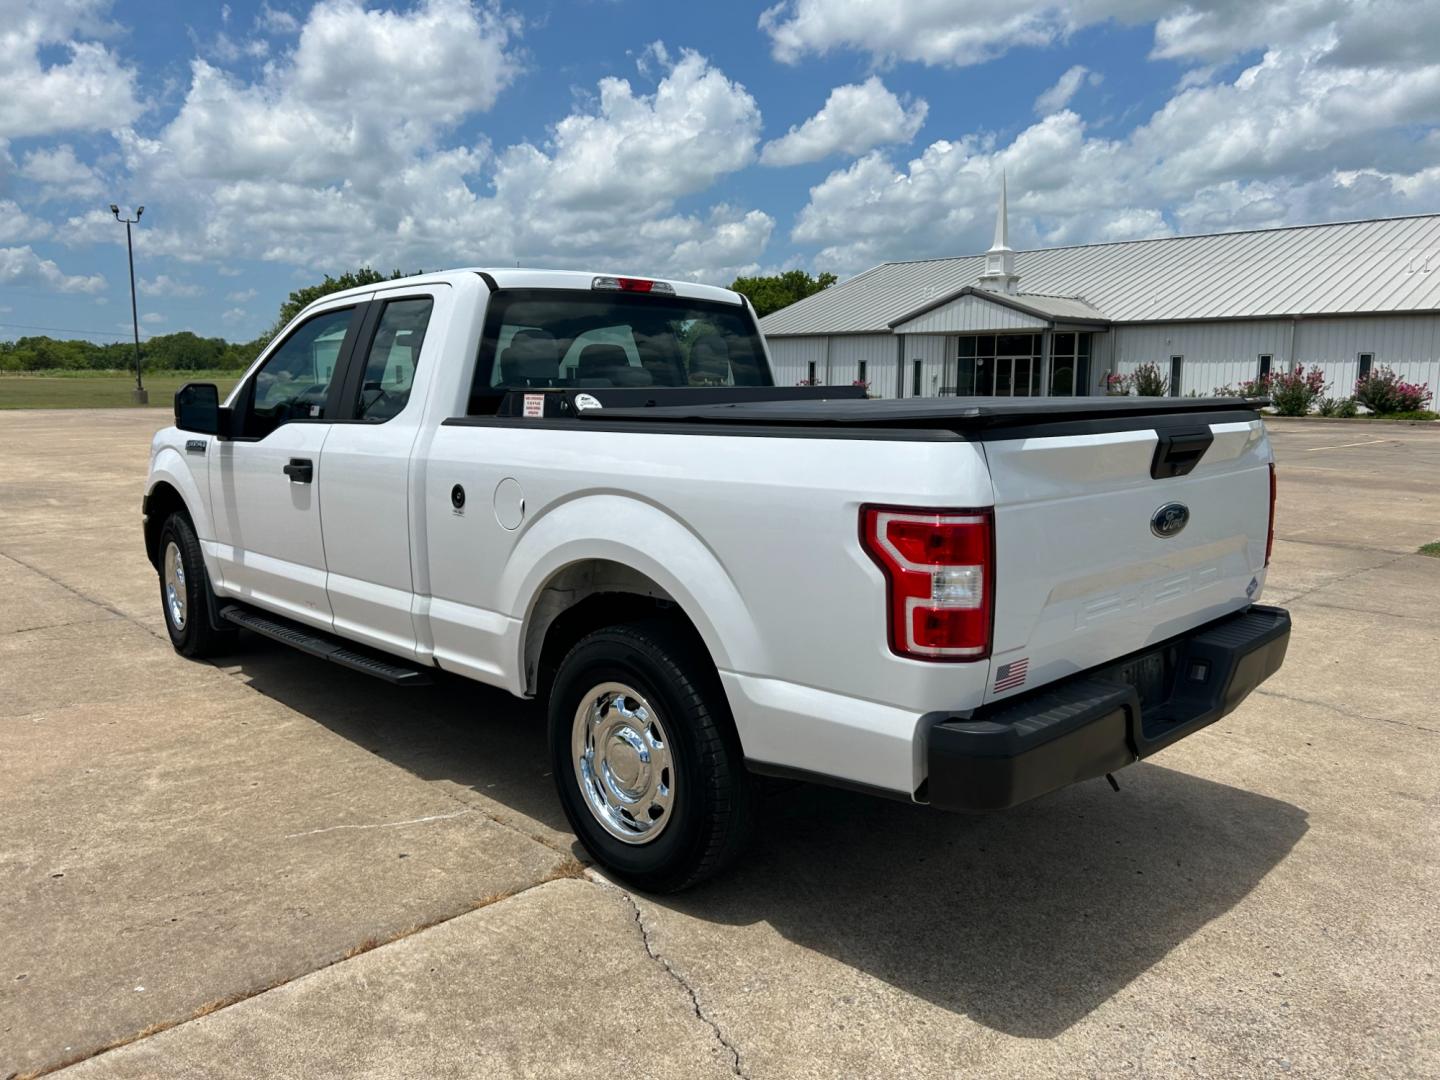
[143,482,189,570]
[525,560,708,699]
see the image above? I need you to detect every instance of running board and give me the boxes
[219,604,433,686]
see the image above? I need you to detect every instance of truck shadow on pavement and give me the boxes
[229,641,1308,1040]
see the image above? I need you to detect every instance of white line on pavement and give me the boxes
[1303,439,1389,452]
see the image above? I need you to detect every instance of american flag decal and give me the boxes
[994,657,1029,693]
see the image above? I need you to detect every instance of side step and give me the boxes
[219,604,433,686]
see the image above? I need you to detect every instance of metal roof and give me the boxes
[890,287,1110,328]
[759,214,1440,336]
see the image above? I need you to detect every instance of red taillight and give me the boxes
[618,277,653,292]
[861,505,994,661]
[1266,462,1277,566]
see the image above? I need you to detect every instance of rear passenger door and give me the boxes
[318,286,445,658]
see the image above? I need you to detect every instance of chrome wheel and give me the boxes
[163,540,187,630]
[572,682,675,845]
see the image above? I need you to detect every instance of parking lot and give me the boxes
[2,410,1437,1079]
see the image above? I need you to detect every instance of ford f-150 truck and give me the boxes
[144,268,1290,891]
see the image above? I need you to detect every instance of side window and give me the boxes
[355,297,434,422]
[245,307,354,435]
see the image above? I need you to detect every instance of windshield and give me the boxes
[470,288,771,410]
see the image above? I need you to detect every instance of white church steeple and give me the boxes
[978,172,1020,294]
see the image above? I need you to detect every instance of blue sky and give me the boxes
[3,0,1439,342]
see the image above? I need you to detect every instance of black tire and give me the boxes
[157,512,237,659]
[548,619,755,893]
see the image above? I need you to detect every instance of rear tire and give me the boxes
[158,512,237,659]
[548,619,755,893]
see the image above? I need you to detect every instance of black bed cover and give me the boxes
[489,385,1267,434]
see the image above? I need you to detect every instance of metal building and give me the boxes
[759,183,1440,401]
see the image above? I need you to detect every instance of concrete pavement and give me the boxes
[1,410,1437,1078]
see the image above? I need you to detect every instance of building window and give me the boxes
[1169,355,1184,396]
[857,360,866,386]
[1358,352,1374,381]
[912,359,924,397]
[1049,332,1092,396]
[1258,354,1273,379]
[807,360,817,385]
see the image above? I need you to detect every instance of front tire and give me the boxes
[548,620,755,892]
[157,512,236,659]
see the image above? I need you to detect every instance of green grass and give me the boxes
[0,372,241,410]
[1420,542,1440,559]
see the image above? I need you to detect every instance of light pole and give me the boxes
[110,203,147,404]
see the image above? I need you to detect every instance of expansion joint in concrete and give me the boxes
[1252,687,1440,736]
[0,548,164,644]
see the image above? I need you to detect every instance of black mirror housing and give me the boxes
[174,382,224,436]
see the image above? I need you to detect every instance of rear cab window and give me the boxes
[468,289,771,413]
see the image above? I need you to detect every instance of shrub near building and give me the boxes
[1265,365,1329,416]
[1354,365,1434,417]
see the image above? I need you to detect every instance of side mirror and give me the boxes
[174,382,222,436]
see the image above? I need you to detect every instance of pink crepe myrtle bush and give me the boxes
[1265,365,1328,416]
[1130,362,1169,396]
[1213,378,1271,397]
[1107,363,1169,396]
[1354,365,1433,414]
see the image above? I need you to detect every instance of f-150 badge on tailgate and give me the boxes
[1150,502,1190,538]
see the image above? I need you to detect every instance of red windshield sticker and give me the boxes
[522,394,544,418]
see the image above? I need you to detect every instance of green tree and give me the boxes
[265,266,413,342]
[142,331,229,371]
[728,269,837,317]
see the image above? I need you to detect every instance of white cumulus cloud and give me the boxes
[19,145,105,201]
[761,77,927,166]
[0,200,53,243]
[759,0,1440,74]
[0,0,142,138]
[0,245,105,292]
[112,12,772,284]
[791,22,1440,272]
[138,274,203,298]
[1034,65,1100,114]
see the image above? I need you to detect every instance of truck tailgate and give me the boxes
[982,416,1271,704]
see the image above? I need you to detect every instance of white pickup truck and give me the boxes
[144,269,1290,890]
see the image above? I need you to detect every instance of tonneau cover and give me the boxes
[572,393,1266,430]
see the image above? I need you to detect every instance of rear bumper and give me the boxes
[925,604,1291,811]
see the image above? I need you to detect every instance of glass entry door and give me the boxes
[993,355,1039,396]
[956,333,1042,396]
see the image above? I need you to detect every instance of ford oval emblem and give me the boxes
[1151,502,1190,538]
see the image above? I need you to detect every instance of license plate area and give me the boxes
[1115,649,1172,708]
[1100,646,1181,738]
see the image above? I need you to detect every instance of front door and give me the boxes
[208,302,365,629]
[319,289,443,657]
